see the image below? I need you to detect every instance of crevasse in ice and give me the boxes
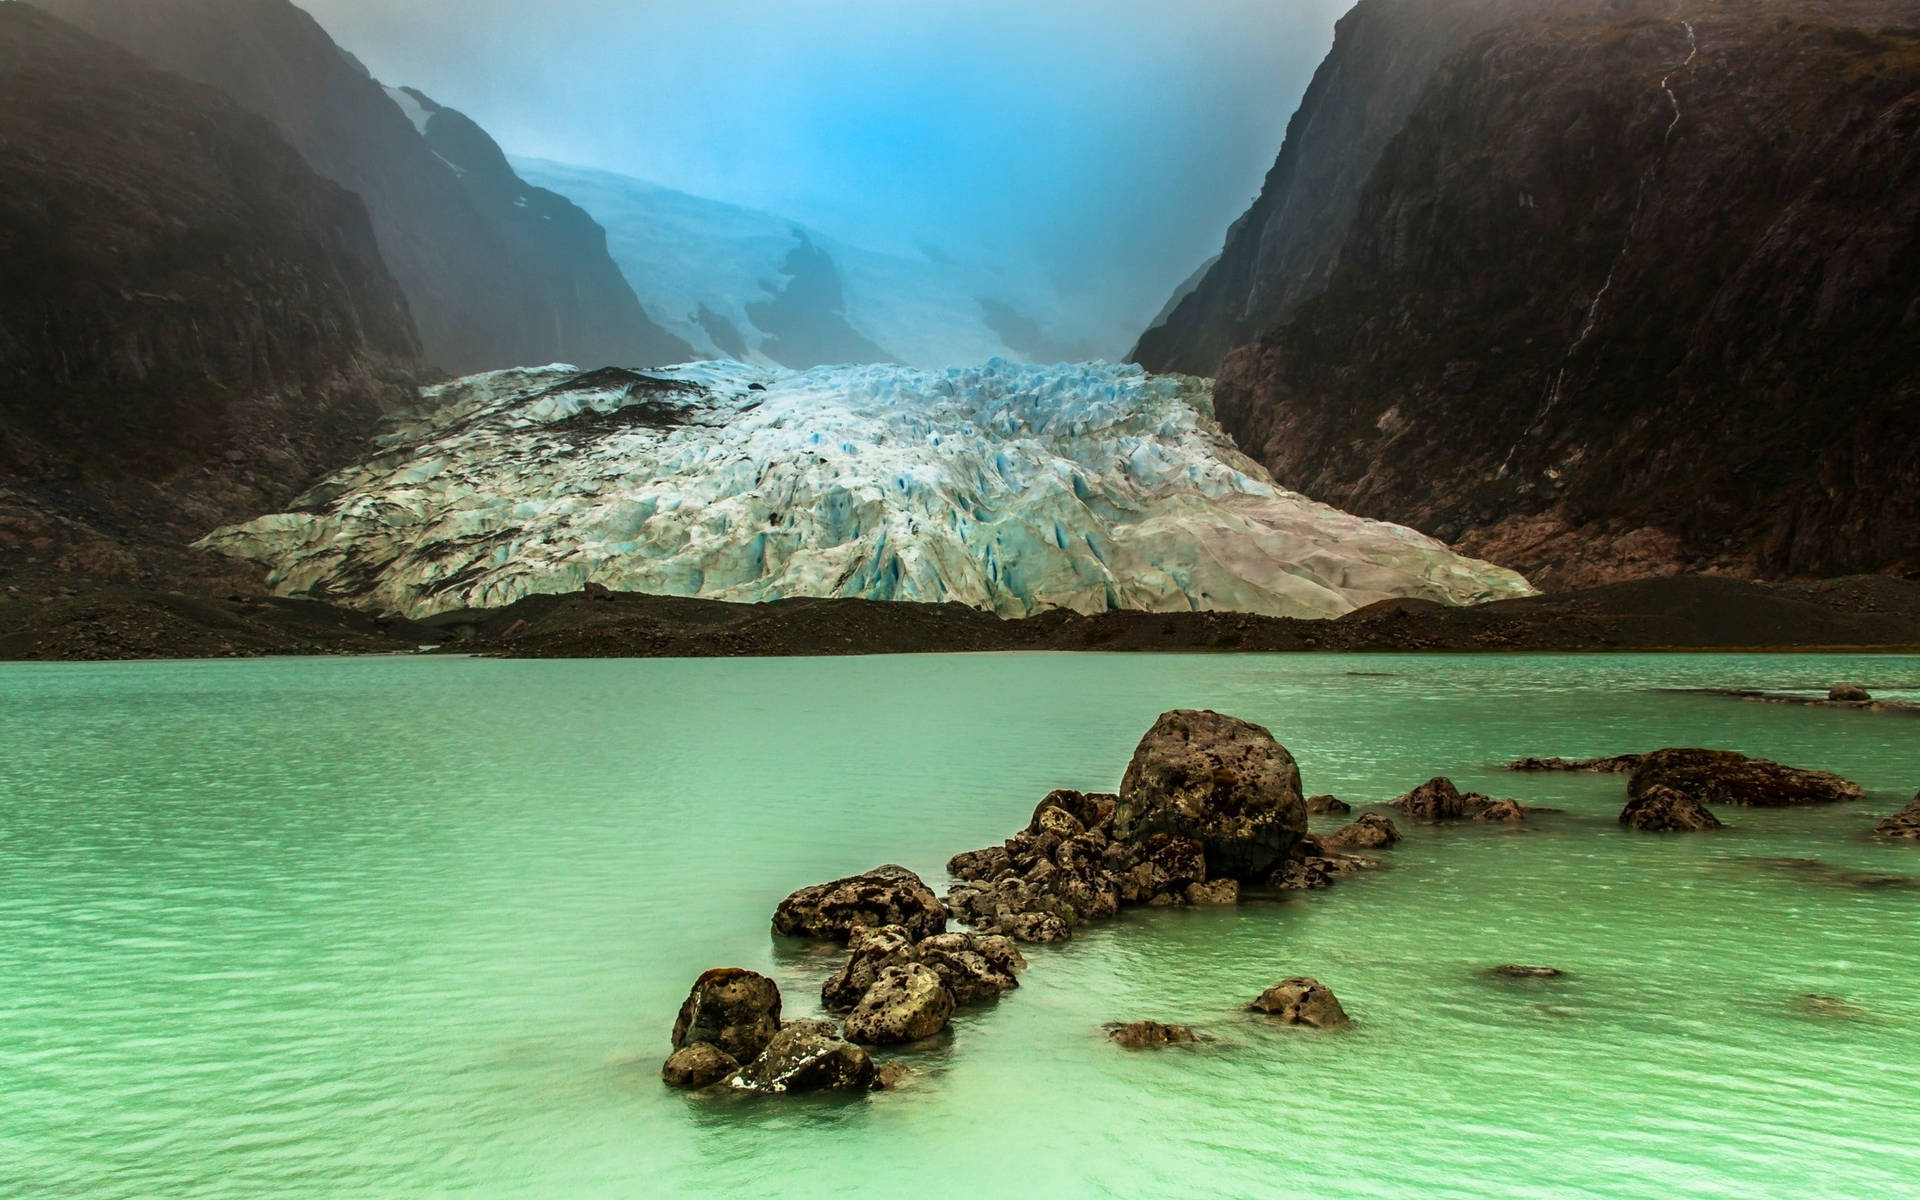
[196,360,1534,619]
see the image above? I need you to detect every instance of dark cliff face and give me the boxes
[1170,0,1920,586]
[0,4,420,587]
[35,0,693,376]
[1132,0,1533,376]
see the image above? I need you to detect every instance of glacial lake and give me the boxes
[2,652,1918,1199]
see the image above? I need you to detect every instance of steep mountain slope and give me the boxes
[1143,0,1920,586]
[197,362,1531,619]
[515,158,1124,368]
[1132,0,1529,376]
[0,3,420,588]
[34,0,691,375]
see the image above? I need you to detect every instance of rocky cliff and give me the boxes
[1147,0,1920,585]
[35,0,693,376]
[1132,0,1531,377]
[0,3,421,589]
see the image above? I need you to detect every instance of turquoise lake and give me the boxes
[2,652,1917,1199]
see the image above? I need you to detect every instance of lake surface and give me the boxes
[2,652,1917,1199]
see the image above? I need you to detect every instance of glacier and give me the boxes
[196,360,1534,620]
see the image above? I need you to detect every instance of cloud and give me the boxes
[298,0,1350,346]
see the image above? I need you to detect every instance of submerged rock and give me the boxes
[1322,814,1401,851]
[661,1043,739,1089]
[1248,977,1350,1028]
[1506,755,1641,773]
[1306,793,1352,815]
[1620,785,1724,832]
[1108,1020,1198,1049]
[1627,749,1863,807]
[844,963,955,1045]
[1793,993,1869,1020]
[1873,793,1920,840]
[728,1021,875,1094]
[772,864,947,942]
[1484,964,1566,980]
[1112,709,1308,880]
[873,1062,917,1089]
[671,968,782,1064]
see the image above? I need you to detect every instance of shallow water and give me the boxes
[2,652,1917,1199]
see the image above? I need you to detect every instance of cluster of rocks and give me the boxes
[1105,975,1353,1050]
[1388,776,1532,823]
[663,967,880,1094]
[943,711,1396,945]
[664,708,1403,1093]
[1615,748,1864,832]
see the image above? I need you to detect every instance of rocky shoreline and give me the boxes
[8,573,1920,662]
[657,711,1910,1098]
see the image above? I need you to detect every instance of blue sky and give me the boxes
[301,0,1349,336]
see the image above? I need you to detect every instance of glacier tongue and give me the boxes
[196,360,1533,619]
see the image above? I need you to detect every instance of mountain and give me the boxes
[33,0,692,375]
[1137,0,1920,587]
[196,361,1532,619]
[0,3,420,590]
[1132,0,1529,377]
[514,159,1122,369]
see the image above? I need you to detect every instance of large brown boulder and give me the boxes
[728,1020,874,1094]
[670,968,782,1063]
[844,963,955,1045]
[1113,710,1307,880]
[1874,793,1920,840]
[1249,977,1350,1028]
[660,1043,738,1089]
[772,864,947,942]
[1627,749,1862,807]
[1620,785,1724,832]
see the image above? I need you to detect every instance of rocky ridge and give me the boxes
[35,0,691,375]
[0,4,420,595]
[1141,0,1920,586]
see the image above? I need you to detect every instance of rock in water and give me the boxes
[1306,793,1352,815]
[1828,684,1872,703]
[844,963,955,1045]
[1628,749,1863,807]
[772,865,947,942]
[195,361,1533,620]
[1874,793,1920,840]
[670,968,782,1063]
[1322,814,1401,851]
[1108,1021,1198,1049]
[1248,977,1350,1028]
[1392,777,1473,820]
[1113,710,1307,880]
[1475,799,1528,823]
[661,1043,738,1089]
[1620,785,1725,832]
[728,1022,875,1094]
[1484,965,1565,980]
[823,926,1024,1011]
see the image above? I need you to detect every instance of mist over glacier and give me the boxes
[294,0,1352,349]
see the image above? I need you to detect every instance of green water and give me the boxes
[2,653,1917,1199]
